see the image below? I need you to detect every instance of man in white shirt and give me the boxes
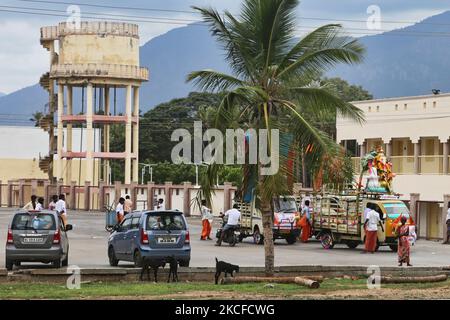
[55,194,68,226]
[156,198,166,211]
[363,207,384,253]
[116,197,125,224]
[445,202,450,244]
[216,204,241,246]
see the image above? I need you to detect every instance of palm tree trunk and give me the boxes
[259,176,275,276]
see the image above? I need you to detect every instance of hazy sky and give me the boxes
[0,0,449,93]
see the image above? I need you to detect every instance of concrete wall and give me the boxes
[59,34,139,66]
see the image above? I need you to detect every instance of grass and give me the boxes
[0,278,449,300]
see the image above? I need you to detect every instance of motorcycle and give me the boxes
[216,215,240,247]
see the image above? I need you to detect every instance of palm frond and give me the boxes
[287,86,365,124]
[278,24,365,78]
[186,70,244,92]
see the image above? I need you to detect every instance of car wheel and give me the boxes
[320,232,335,249]
[133,250,143,268]
[108,246,119,267]
[286,235,297,245]
[5,259,13,271]
[62,255,69,267]
[179,260,190,267]
[52,259,62,268]
[389,244,398,252]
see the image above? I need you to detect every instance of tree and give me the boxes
[31,111,44,127]
[139,92,223,163]
[188,0,365,275]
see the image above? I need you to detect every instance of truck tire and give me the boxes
[286,235,297,245]
[320,232,335,249]
[346,241,359,249]
[389,244,398,252]
[253,228,264,245]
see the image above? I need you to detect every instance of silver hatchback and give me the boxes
[5,210,72,270]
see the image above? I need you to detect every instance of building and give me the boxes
[337,93,450,240]
[0,126,100,183]
[40,21,148,185]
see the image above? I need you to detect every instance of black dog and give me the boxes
[166,255,179,283]
[215,257,239,284]
[140,257,166,282]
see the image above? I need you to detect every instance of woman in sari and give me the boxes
[397,216,412,266]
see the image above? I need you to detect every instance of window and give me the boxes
[433,101,437,108]
[404,103,407,110]
[423,102,427,109]
[120,217,132,232]
[368,106,372,112]
[12,213,56,230]
[146,214,185,231]
[395,104,398,111]
[382,202,410,219]
[131,217,141,229]
[376,106,380,112]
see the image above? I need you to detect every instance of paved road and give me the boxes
[0,209,449,268]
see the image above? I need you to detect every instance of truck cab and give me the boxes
[273,196,301,244]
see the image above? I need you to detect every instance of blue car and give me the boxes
[107,210,191,267]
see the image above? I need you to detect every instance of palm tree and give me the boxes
[187,0,365,275]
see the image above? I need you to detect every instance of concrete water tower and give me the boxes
[40,22,148,185]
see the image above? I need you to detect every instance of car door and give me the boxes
[124,216,141,259]
[115,218,132,258]
[59,217,69,257]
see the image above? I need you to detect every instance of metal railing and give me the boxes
[390,156,415,174]
[419,155,444,174]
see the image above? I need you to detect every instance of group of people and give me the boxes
[23,194,68,225]
[115,196,166,223]
[362,202,415,267]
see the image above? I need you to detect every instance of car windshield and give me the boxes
[274,197,297,213]
[146,214,185,231]
[12,213,56,230]
[382,202,410,219]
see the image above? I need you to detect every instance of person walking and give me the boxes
[116,197,125,224]
[55,194,68,226]
[300,200,312,243]
[124,195,133,216]
[200,200,213,240]
[23,195,38,210]
[444,202,450,244]
[216,204,241,246]
[363,206,384,254]
[397,216,412,266]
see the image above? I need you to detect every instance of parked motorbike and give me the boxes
[216,215,240,247]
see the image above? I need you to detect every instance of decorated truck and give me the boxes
[310,147,414,251]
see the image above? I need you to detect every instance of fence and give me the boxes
[0,179,236,217]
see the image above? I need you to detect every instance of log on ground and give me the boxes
[380,274,448,284]
[220,276,323,285]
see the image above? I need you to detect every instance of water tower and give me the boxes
[40,22,149,185]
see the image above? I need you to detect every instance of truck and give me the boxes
[311,192,414,251]
[234,195,301,245]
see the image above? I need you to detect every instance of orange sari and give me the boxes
[201,219,211,240]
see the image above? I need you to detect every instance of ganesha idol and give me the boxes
[365,147,395,193]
